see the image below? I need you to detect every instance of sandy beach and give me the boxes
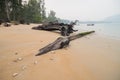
[0,24,120,80]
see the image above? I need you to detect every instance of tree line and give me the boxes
[0,0,57,23]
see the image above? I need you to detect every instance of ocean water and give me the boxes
[74,23,120,39]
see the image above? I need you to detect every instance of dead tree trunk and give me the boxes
[69,31,95,41]
[36,31,95,56]
[5,0,10,21]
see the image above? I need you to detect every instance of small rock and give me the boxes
[34,61,38,64]
[51,51,55,54]
[17,58,23,61]
[4,22,11,27]
[12,73,18,77]
[22,65,27,70]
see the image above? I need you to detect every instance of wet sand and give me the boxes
[0,24,120,80]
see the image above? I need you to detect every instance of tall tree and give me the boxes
[27,0,42,23]
[41,0,46,20]
[0,0,47,23]
[47,10,57,22]
[0,0,6,19]
[10,0,22,21]
[0,0,22,21]
[4,0,11,21]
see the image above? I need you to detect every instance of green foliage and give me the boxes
[0,0,62,23]
[10,0,22,21]
[0,0,46,23]
[0,0,6,19]
[47,10,57,22]
[11,21,19,25]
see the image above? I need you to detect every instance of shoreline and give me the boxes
[0,24,120,80]
[74,28,120,41]
[75,23,120,40]
[96,33,120,40]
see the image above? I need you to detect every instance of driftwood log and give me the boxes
[32,21,77,36]
[36,31,95,56]
[4,22,11,27]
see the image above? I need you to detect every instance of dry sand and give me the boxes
[0,24,120,80]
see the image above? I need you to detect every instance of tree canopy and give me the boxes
[0,0,47,23]
[0,0,70,23]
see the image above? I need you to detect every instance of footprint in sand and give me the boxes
[13,57,23,62]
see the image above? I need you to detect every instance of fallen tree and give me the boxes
[36,31,95,56]
[32,21,78,36]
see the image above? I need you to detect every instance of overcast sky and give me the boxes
[45,0,120,21]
